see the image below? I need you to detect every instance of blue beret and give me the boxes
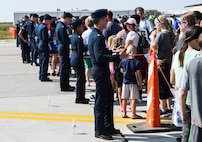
[43,14,52,20]
[62,12,73,18]
[91,9,108,19]
[70,19,82,29]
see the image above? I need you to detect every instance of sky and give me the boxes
[0,0,201,22]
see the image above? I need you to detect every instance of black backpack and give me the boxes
[137,31,150,54]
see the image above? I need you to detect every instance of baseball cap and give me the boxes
[125,18,137,25]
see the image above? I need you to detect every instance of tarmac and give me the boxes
[0,39,182,142]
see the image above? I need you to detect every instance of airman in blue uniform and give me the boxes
[33,15,44,55]
[37,14,52,82]
[19,15,30,63]
[27,13,39,66]
[70,19,89,104]
[55,12,75,91]
[15,20,20,47]
[88,9,125,140]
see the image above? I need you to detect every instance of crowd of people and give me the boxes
[15,7,202,141]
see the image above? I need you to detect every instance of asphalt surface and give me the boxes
[0,39,182,142]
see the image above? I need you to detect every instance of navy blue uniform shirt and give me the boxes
[37,23,49,52]
[27,20,36,39]
[71,32,87,58]
[55,21,70,46]
[88,27,119,77]
[20,20,28,39]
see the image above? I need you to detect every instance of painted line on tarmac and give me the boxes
[0,111,172,125]
[0,54,20,56]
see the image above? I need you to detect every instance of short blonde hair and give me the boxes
[85,16,93,28]
[126,44,136,55]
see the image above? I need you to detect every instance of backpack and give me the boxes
[137,31,150,54]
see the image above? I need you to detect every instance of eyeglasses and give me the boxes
[179,20,187,25]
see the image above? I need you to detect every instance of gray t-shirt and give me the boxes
[154,30,173,63]
[179,56,202,128]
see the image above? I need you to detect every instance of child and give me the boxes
[118,44,142,119]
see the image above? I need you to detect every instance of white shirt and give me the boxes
[82,28,92,45]
[126,31,139,47]
[82,28,92,55]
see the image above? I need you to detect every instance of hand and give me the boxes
[119,48,128,59]
[112,45,123,53]
[149,30,157,41]
[139,84,142,90]
[181,112,190,123]
[23,39,28,43]
[35,36,38,42]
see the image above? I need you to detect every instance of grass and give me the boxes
[0,23,15,40]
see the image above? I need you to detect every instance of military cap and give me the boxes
[30,13,33,17]
[39,15,44,21]
[70,19,82,29]
[91,9,108,19]
[62,12,73,18]
[32,13,39,18]
[24,15,29,19]
[43,14,52,20]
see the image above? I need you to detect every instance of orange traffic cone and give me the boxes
[146,47,161,127]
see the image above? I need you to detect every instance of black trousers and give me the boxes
[72,60,85,100]
[58,46,70,89]
[93,75,114,134]
[30,39,38,64]
[20,39,30,62]
[39,51,49,79]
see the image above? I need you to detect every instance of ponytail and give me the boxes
[178,42,188,67]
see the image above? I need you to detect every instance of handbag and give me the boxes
[171,88,182,127]
[159,68,182,127]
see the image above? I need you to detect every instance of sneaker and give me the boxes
[160,110,168,118]
[166,109,172,116]
[137,99,143,103]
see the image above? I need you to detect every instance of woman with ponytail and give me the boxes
[170,25,202,142]
[150,15,175,117]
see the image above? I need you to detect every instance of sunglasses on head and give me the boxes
[157,17,161,23]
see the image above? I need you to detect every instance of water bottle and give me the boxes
[48,95,52,107]
[72,119,76,134]
[32,63,38,77]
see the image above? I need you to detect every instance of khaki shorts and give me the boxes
[121,84,140,100]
